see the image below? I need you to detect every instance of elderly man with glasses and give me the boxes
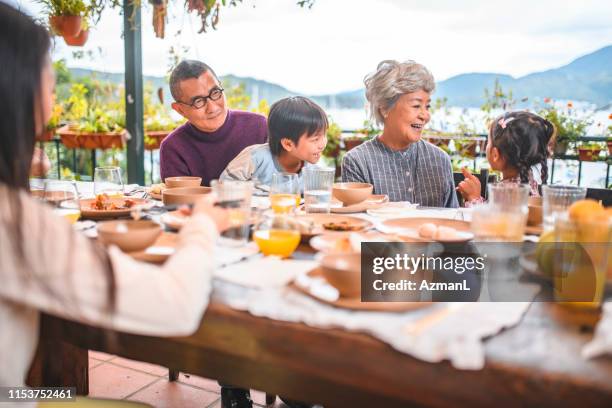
[160,60,267,186]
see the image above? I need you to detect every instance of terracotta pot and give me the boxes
[431,138,450,149]
[36,128,56,142]
[608,141,612,155]
[58,125,126,150]
[49,15,82,37]
[578,148,601,161]
[145,130,171,150]
[344,138,364,151]
[64,29,89,46]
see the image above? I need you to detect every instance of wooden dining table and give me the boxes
[27,240,612,408]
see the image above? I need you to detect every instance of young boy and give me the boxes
[220,96,328,186]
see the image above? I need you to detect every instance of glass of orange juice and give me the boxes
[94,166,124,197]
[270,172,300,214]
[253,214,301,258]
[44,180,81,224]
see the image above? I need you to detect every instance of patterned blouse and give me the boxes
[341,137,458,208]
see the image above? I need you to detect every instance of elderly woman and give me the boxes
[341,60,458,208]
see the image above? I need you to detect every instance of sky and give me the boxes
[12,0,612,95]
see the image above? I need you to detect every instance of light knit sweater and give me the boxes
[0,184,219,401]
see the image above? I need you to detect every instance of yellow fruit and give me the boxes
[568,199,604,222]
[536,230,556,277]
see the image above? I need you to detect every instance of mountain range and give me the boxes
[69,45,612,109]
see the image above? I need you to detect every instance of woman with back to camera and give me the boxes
[0,2,230,402]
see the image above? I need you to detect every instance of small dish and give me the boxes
[164,176,202,188]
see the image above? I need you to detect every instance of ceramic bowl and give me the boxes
[97,220,162,252]
[332,182,373,206]
[164,176,202,188]
[162,187,212,206]
[320,252,362,298]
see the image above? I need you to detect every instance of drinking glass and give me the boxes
[253,214,301,258]
[303,167,335,214]
[471,203,527,242]
[210,179,253,247]
[270,172,300,214]
[94,166,124,197]
[542,185,587,231]
[44,180,81,224]
[552,214,611,308]
[487,183,530,211]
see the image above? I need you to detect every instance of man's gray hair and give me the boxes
[169,60,219,101]
[364,60,435,125]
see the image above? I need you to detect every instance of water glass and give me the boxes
[270,172,300,214]
[487,183,530,211]
[94,166,124,197]
[44,180,81,224]
[542,185,587,231]
[303,167,335,213]
[210,179,253,247]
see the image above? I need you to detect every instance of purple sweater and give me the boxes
[160,110,268,186]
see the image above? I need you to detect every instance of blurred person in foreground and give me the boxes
[0,4,230,406]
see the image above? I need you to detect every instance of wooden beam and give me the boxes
[123,0,145,185]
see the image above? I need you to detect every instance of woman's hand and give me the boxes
[456,167,482,202]
[190,198,231,232]
[30,147,51,177]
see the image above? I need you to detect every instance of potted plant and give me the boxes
[539,100,590,156]
[322,121,342,177]
[454,135,485,158]
[59,82,126,150]
[607,120,612,155]
[38,0,87,37]
[423,130,450,152]
[63,15,89,46]
[577,142,603,162]
[37,103,63,142]
[343,120,378,151]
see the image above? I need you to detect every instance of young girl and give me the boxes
[457,111,555,205]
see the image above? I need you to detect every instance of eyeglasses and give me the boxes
[177,87,224,109]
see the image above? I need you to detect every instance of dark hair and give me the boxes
[169,60,219,101]
[489,111,555,185]
[0,3,115,312]
[268,96,328,156]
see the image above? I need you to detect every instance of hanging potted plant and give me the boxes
[63,14,89,46]
[38,0,87,37]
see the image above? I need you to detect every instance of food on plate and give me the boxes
[91,194,136,211]
[417,223,437,239]
[322,221,362,232]
[417,223,458,240]
[435,225,459,240]
[149,183,166,195]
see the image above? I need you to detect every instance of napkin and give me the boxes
[214,257,318,289]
